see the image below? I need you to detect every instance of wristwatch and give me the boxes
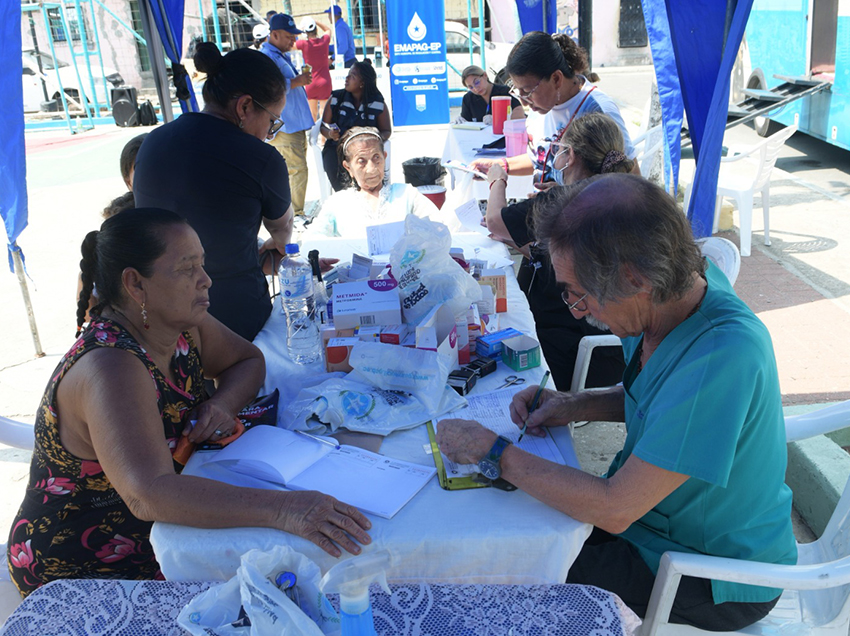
[477,435,512,480]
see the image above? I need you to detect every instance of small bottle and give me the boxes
[320,550,392,636]
[278,244,321,364]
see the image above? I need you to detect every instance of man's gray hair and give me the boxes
[533,174,705,305]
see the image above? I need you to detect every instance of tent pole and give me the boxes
[139,0,174,122]
[12,247,44,358]
[578,0,592,70]
[477,0,486,70]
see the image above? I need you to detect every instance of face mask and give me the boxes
[552,165,566,185]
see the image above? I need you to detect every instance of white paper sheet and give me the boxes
[434,385,566,477]
[454,199,491,236]
[366,220,406,255]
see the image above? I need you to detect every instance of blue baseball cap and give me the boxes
[269,13,302,33]
[324,5,343,15]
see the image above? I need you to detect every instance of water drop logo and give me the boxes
[407,12,427,42]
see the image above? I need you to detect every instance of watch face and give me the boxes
[478,458,501,481]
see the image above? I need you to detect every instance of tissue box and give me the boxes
[325,337,360,372]
[332,279,402,329]
[415,303,458,368]
[501,334,541,372]
[476,327,522,357]
[479,270,507,313]
[379,324,409,345]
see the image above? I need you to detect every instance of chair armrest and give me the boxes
[569,335,622,393]
[641,551,850,635]
[785,400,850,443]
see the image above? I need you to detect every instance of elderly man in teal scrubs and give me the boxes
[437,174,797,632]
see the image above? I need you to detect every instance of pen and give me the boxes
[295,429,341,450]
[519,370,550,442]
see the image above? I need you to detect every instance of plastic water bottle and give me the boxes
[279,244,321,364]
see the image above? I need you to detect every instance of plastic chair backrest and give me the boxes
[0,416,34,451]
[749,125,797,192]
[696,237,741,286]
[634,124,663,179]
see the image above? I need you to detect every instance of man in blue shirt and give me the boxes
[324,5,356,68]
[261,13,314,216]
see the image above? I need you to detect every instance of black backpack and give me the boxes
[138,101,158,126]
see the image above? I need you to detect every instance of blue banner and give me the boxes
[516,0,557,35]
[386,0,449,125]
[1,0,29,270]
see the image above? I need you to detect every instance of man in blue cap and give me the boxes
[322,5,356,68]
[261,13,314,217]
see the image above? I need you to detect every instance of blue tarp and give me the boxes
[144,0,199,113]
[0,0,28,271]
[644,0,754,238]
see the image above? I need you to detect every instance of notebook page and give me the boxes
[434,385,566,477]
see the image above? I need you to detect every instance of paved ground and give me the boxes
[3,69,849,556]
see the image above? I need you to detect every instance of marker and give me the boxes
[295,429,341,450]
[518,370,550,442]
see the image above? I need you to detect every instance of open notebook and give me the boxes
[207,426,435,519]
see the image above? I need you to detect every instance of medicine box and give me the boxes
[331,279,402,329]
[355,325,383,342]
[476,327,522,358]
[379,324,409,345]
[479,269,507,313]
[501,334,542,372]
[325,337,360,373]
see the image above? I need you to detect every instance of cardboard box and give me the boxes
[325,337,360,372]
[401,333,417,348]
[479,269,507,313]
[476,327,522,358]
[331,279,402,329]
[476,285,495,315]
[379,324,409,345]
[501,334,542,372]
[355,325,383,342]
[321,324,355,345]
[455,314,471,365]
[415,303,459,369]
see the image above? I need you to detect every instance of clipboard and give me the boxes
[426,421,516,491]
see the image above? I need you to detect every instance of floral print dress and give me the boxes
[7,317,207,597]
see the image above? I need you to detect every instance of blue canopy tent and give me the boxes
[642,0,754,238]
[1,0,43,356]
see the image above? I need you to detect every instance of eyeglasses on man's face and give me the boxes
[253,100,284,138]
[561,289,589,312]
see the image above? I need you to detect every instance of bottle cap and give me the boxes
[285,243,300,254]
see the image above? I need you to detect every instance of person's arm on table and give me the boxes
[470,154,534,177]
[75,341,371,557]
[484,163,510,240]
[438,386,687,534]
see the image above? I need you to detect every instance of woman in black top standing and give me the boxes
[456,65,524,124]
[321,59,392,191]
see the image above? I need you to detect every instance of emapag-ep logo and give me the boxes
[407,12,427,41]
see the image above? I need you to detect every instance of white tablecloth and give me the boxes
[150,233,592,584]
[0,579,641,636]
[441,125,533,200]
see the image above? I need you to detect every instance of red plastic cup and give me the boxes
[491,96,511,135]
[417,185,447,209]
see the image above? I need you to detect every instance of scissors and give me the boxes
[496,375,526,389]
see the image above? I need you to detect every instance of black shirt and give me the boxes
[460,83,521,122]
[134,113,291,341]
[501,191,625,389]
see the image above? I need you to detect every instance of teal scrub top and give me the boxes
[610,261,797,604]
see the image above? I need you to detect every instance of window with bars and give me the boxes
[46,8,83,42]
[128,0,151,72]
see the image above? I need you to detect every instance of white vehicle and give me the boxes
[444,21,513,92]
[21,49,125,113]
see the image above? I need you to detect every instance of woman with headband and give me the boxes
[470,32,636,186]
[305,127,449,238]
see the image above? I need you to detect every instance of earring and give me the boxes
[141,302,149,330]
[239,119,244,129]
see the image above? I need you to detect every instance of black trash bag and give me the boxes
[402,157,446,187]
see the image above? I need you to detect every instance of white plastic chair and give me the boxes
[307,119,332,202]
[641,399,850,636]
[0,416,34,451]
[714,125,797,257]
[632,124,664,179]
[570,240,741,393]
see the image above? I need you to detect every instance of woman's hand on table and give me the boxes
[509,387,582,435]
[482,114,493,125]
[184,400,240,443]
[278,491,372,557]
[436,418,497,465]
[487,162,508,186]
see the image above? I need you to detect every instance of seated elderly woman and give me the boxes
[306,126,452,238]
[483,112,632,391]
[437,174,796,632]
[7,209,371,597]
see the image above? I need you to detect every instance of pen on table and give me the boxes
[519,370,550,442]
[295,429,341,450]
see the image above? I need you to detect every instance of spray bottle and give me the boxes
[320,550,392,636]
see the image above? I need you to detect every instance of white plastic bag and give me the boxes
[178,545,339,636]
[390,215,482,324]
